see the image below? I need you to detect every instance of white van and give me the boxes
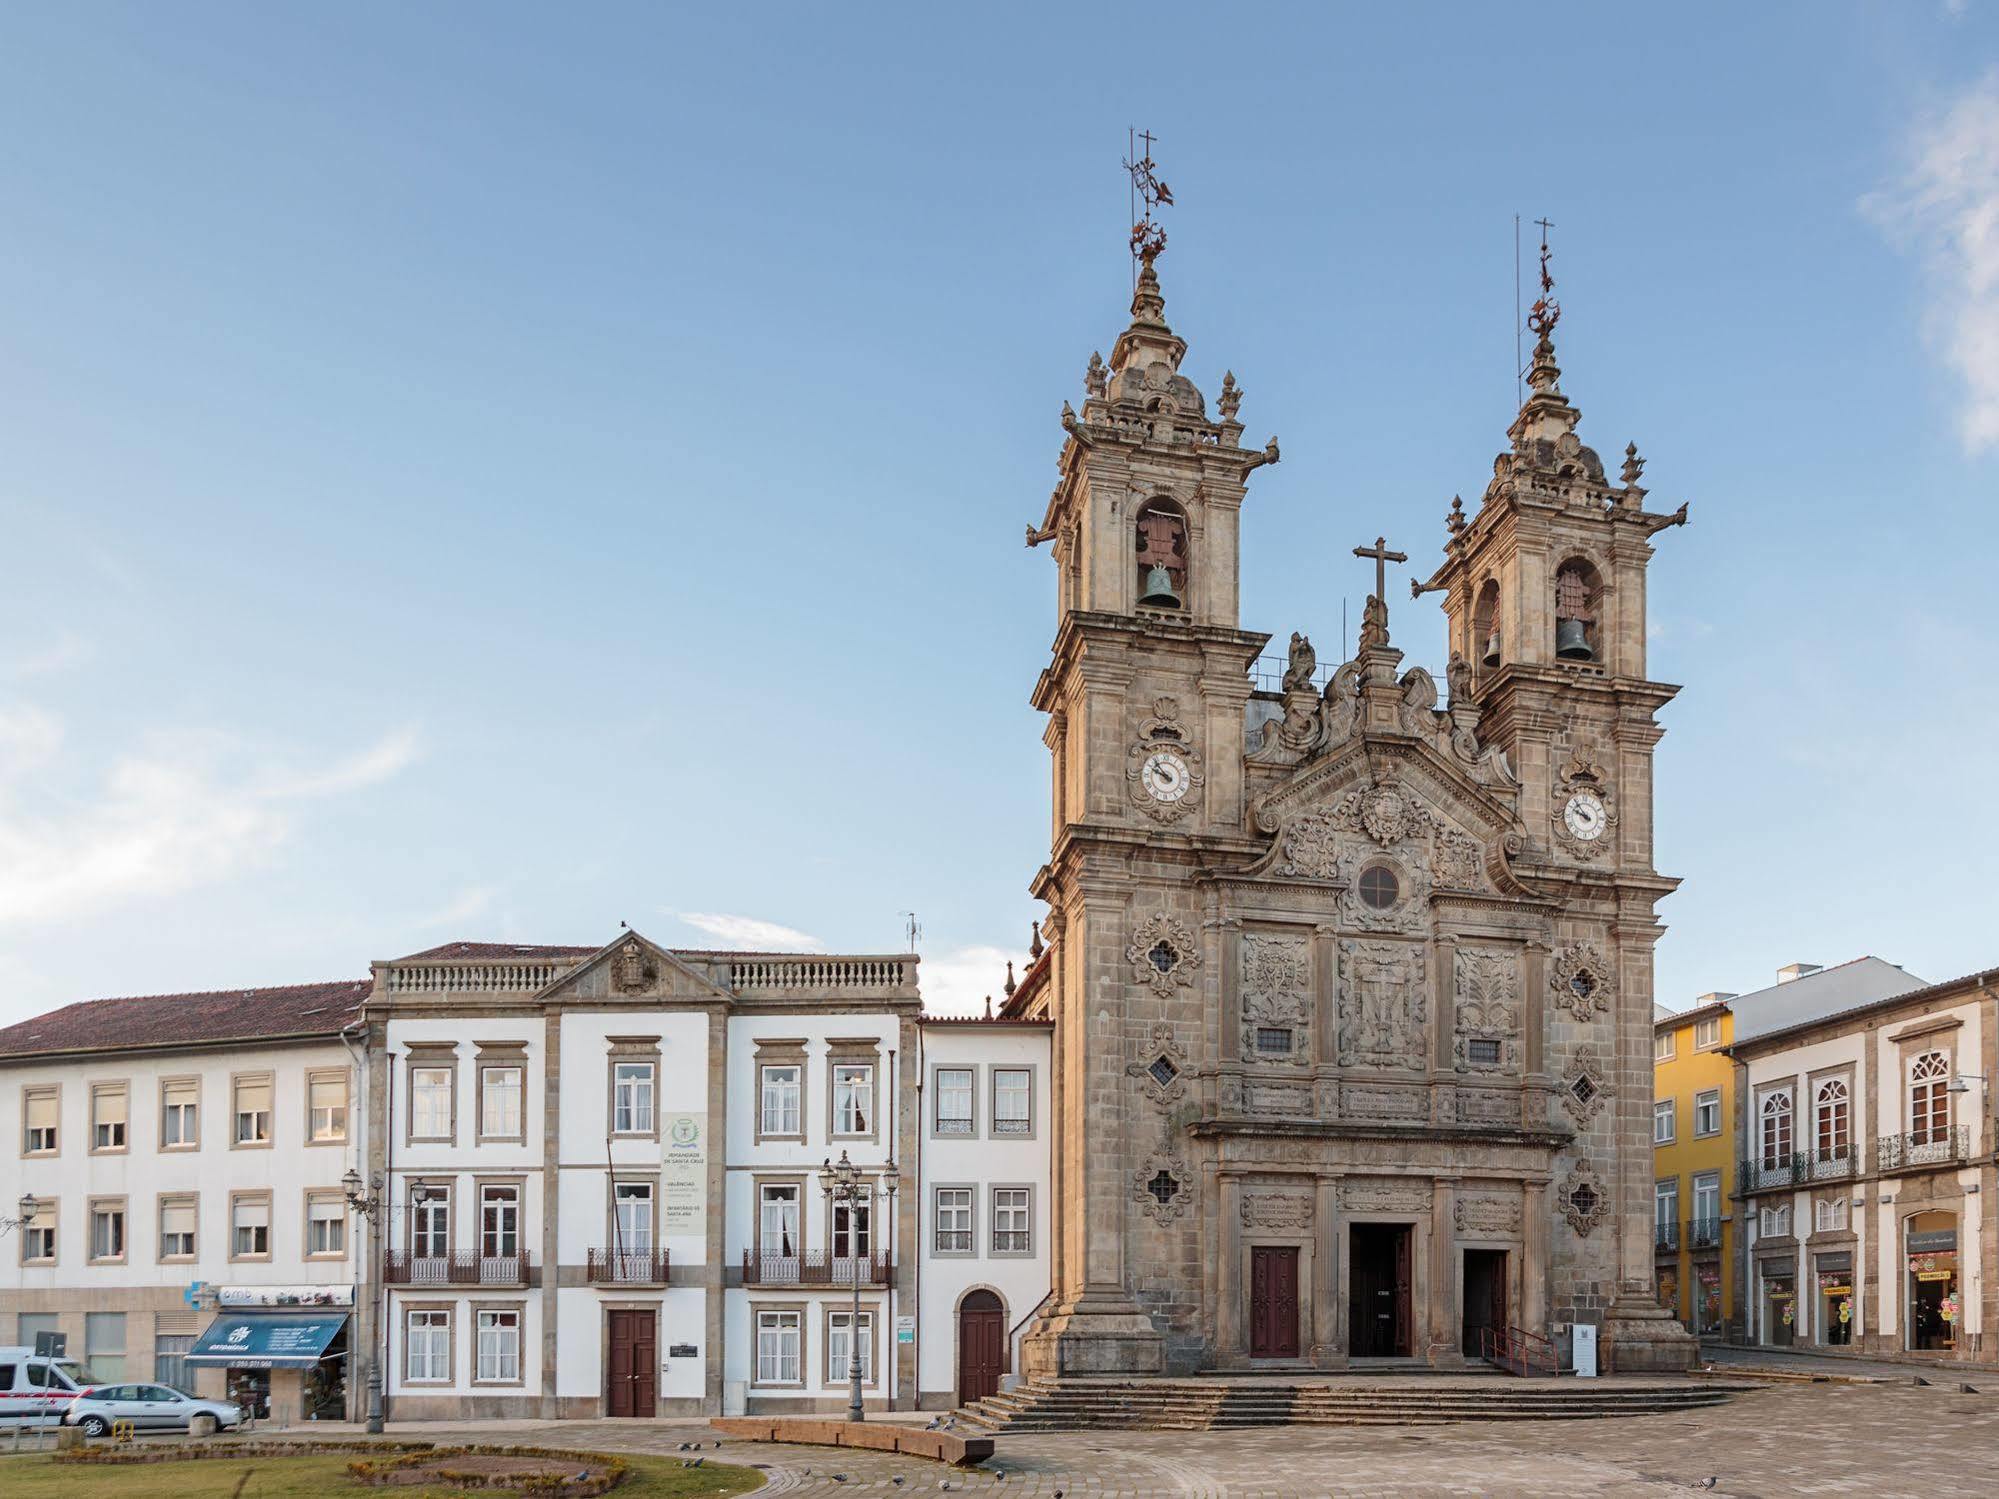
[0,1346,95,1424]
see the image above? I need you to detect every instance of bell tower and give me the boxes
[1021,149,1282,1376]
[1416,230,1696,1370]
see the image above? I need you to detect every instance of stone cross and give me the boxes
[1352,535,1408,602]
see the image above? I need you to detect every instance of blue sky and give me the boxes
[1,2,1994,1024]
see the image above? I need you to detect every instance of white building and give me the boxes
[1733,963,1995,1361]
[0,981,371,1423]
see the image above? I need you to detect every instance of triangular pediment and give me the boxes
[533,929,735,1006]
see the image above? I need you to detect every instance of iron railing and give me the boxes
[1478,1324,1559,1377]
[1877,1126,1969,1173]
[1688,1216,1724,1250]
[934,1230,972,1253]
[587,1248,669,1284]
[741,1250,893,1286]
[993,1231,1032,1254]
[933,1116,974,1137]
[1654,1220,1679,1252]
[384,1250,530,1286]
[1737,1148,1856,1193]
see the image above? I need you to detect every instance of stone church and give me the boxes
[1009,233,1698,1375]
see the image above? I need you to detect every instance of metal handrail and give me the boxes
[1478,1324,1559,1377]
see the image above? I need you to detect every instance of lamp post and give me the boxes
[342,1167,389,1434]
[0,1192,37,1238]
[822,1151,898,1422]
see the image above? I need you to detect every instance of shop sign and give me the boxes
[1818,1282,1852,1296]
[1815,1251,1852,1273]
[216,1285,354,1308]
[662,1113,707,1239]
[1907,1229,1958,1253]
[1917,1270,1954,1283]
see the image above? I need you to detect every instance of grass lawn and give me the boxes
[0,1449,763,1498]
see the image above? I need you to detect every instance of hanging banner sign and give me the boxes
[662,1113,708,1239]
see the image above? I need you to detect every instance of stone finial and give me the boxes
[1085,351,1107,399]
[1621,442,1646,486]
[1218,370,1242,421]
[1446,495,1466,535]
[1029,920,1044,960]
[1130,256,1167,326]
[1003,960,1017,998]
[983,994,994,1020]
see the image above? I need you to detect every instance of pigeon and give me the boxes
[1696,1481,1716,1491]
[995,1472,1008,1482]
[688,1457,704,1468]
[892,1478,905,1488]
[832,1476,848,1484]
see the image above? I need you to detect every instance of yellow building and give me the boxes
[1652,995,1737,1338]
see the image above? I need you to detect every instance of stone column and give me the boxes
[1313,1176,1341,1366]
[1216,1173,1243,1365]
[1430,1180,1458,1357]
[1523,1180,1550,1334]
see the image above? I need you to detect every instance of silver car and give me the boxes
[63,1382,242,1437]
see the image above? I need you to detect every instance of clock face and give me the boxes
[1141,751,1191,803]
[1563,791,1608,841]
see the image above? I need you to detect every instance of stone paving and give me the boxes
[327,1379,1999,1497]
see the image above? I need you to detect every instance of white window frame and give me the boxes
[826,1309,875,1385]
[159,1197,197,1261]
[755,1310,801,1385]
[1653,1098,1675,1144]
[23,1087,59,1155]
[91,1083,128,1153]
[760,1065,802,1138]
[1908,1050,1950,1144]
[612,1061,656,1137]
[1655,1030,1676,1061]
[934,1186,974,1255]
[1693,1015,1721,1049]
[1815,1078,1851,1159]
[233,1075,273,1147]
[832,1063,873,1137]
[307,1193,347,1258]
[475,1308,521,1384]
[1814,1196,1849,1233]
[480,1063,525,1141]
[161,1079,199,1149]
[934,1067,974,1135]
[992,1068,1032,1135]
[1693,1089,1721,1138]
[405,1309,451,1383]
[410,1066,454,1142]
[479,1184,521,1260]
[992,1185,1033,1256]
[307,1071,349,1144]
[613,1180,654,1252]
[1760,1089,1794,1167]
[758,1184,800,1259]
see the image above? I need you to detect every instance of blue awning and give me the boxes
[186,1312,348,1369]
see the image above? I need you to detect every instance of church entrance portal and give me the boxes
[1461,1248,1508,1357]
[1248,1245,1301,1359]
[1349,1223,1413,1358]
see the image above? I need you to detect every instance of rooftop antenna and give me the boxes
[1513,214,1522,408]
[900,911,923,954]
[1124,127,1172,287]
[1529,217,1560,340]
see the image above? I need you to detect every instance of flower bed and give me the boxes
[58,1440,435,1466]
[347,1446,627,1497]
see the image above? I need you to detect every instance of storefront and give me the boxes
[1905,1219,1959,1353]
[1758,1260,1796,1346]
[1814,1251,1853,1347]
[1655,1265,1679,1318]
[1694,1263,1723,1337]
[186,1287,352,1424]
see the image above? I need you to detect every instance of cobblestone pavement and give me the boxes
[325,1380,1999,1497]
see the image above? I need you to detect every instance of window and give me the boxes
[91,1084,128,1152]
[406,1309,450,1382]
[613,1181,653,1251]
[755,1310,800,1384]
[1134,498,1188,609]
[155,1333,194,1393]
[1357,865,1400,910]
[826,1310,874,1384]
[1814,1196,1849,1233]
[758,1184,799,1259]
[993,1186,1032,1255]
[1692,1173,1722,1243]
[1467,1037,1502,1066]
[1255,1027,1295,1057]
[761,1065,801,1138]
[1693,1089,1721,1138]
[832,1063,872,1136]
[307,1193,346,1257]
[1654,1030,1676,1061]
[231,1195,271,1259]
[23,1087,58,1155]
[1654,1180,1678,1238]
[1553,559,1602,659]
[480,1065,524,1140]
[89,1200,126,1262]
[22,1200,56,1263]
[1653,1099,1675,1144]
[992,1068,1032,1134]
[1760,1089,1793,1167]
[1759,1203,1792,1238]
[411,1187,450,1258]
[612,1062,655,1136]
[934,1068,974,1135]
[934,1187,973,1253]
[410,1066,453,1141]
[1909,1051,1950,1144]
[85,1311,126,1383]
[832,1194,872,1261]
[1694,1015,1722,1049]
[476,1309,521,1383]
[308,1072,349,1143]
[161,1079,198,1148]
[159,1197,197,1260]
[233,1076,272,1146]
[1814,1078,1850,1159]
[480,1184,521,1259]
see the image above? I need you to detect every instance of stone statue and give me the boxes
[1282,632,1317,693]
[1358,593,1389,650]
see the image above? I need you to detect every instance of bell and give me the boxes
[1138,564,1181,609]
[1480,629,1501,667]
[1556,617,1594,660]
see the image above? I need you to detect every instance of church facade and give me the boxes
[1014,240,1698,1375]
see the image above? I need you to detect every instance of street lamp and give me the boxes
[822,1151,899,1422]
[1947,1073,1988,1095]
[342,1168,389,1434]
[0,1193,37,1237]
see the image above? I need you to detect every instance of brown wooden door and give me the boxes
[1392,1226,1413,1357]
[607,1309,656,1417]
[1249,1246,1301,1359]
[957,1290,1005,1405]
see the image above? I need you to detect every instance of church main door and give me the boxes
[1249,1246,1300,1359]
[1461,1248,1508,1356]
[1349,1224,1413,1358]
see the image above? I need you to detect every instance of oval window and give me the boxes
[1357,866,1400,910]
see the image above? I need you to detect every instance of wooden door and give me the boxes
[957,1291,1005,1405]
[1249,1246,1301,1359]
[1392,1226,1413,1357]
[607,1309,656,1417]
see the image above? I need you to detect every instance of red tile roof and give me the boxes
[0,979,370,1060]
[393,941,601,962]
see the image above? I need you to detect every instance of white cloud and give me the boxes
[0,716,422,926]
[416,884,500,930]
[1,631,94,680]
[916,943,1024,1018]
[672,911,825,951]
[1868,72,1999,451]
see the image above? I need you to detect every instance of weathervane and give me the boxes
[1527,216,1560,338]
[1125,127,1173,280]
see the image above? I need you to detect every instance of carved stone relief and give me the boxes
[1453,946,1521,1073]
[1454,1194,1523,1236]
[1126,696,1207,824]
[1240,932,1312,1066]
[1337,939,1427,1069]
[1240,1190,1314,1231]
[1342,1178,1432,1214]
[1246,1082,1316,1116]
[1550,940,1615,1023]
[1557,1162,1609,1237]
[1125,1021,1190,1105]
[614,939,652,992]
[1344,1081,1427,1119]
[1132,1151,1193,1225]
[1560,1045,1612,1125]
[1551,741,1619,861]
[1456,1089,1518,1126]
[1433,827,1486,890]
[1127,911,1203,998]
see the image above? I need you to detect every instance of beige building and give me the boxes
[1011,235,1696,1375]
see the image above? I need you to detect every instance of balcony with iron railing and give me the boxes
[1877,1126,1970,1174]
[1653,1220,1679,1254]
[741,1249,894,1286]
[1688,1215,1724,1251]
[587,1248,670,1285]
[933,1116,974,1137]
[384,1250,531,1286]
[1737,1148,1858,1194]
[934,1229,972,1254]
[992,1231,1032,1254]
